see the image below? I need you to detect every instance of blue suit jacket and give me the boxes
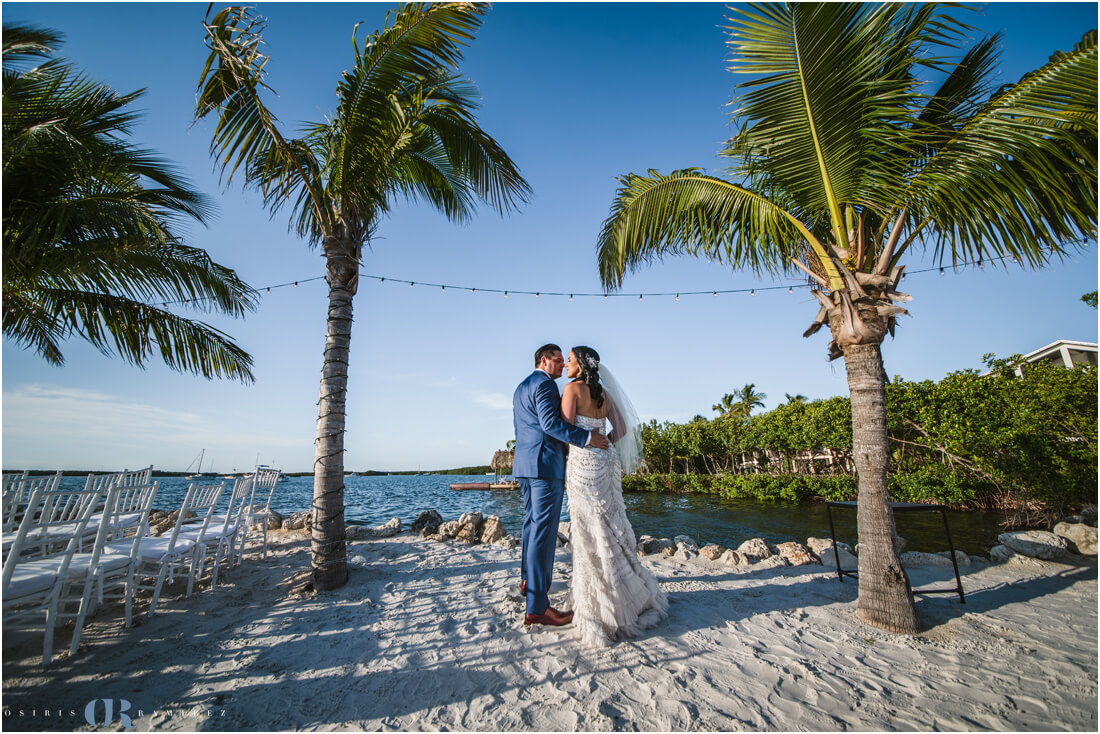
[512,370,590,480]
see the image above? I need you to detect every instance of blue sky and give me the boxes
[2,2,1097,473]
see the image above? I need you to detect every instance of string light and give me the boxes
[149,255,1008,308]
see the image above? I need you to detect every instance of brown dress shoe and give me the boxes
[524,606,574,626]
[520,579,527,595]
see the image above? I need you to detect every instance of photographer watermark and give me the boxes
[3,698,227,728]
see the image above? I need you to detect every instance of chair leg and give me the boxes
[69,576,98,656]
[42,591,62,666]
[261,523,269,560]
[148,564,171,618]
[186,548,201,597]
[124,564,137,628]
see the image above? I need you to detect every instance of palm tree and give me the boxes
[597,3,1096,633]
[711,393,737,417]
[195,3,530,590]
[3,23,256,379]
[784,393,808,405]
[732,383,767,420]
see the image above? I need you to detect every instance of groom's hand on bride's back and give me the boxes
[589,430,610,450]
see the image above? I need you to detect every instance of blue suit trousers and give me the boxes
[519,476,564,615]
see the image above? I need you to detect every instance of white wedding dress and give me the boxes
[566,414,668,647]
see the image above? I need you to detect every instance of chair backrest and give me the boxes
[117,466,153,487]
[83,471,122,494]
[3,473,62,533]
[2,484,101,594]
[159,482,222,554]
[100,482,159,561]
[112,482,160,539]
[249,467,282,513]
[179,482,225,543]
[2,471,29,492]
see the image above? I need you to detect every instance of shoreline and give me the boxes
[3,531,1097,731]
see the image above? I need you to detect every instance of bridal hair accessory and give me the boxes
[597,364,644,474]
[572,346,605,408]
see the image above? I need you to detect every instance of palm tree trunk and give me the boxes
[312,233,358,591]
[843,343,920,634]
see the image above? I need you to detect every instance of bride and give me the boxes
[560,346,667,646]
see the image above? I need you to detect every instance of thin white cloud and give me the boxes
[474,392,512,411]
[2,384,302,470]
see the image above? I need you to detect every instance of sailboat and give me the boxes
[184,449,216,479]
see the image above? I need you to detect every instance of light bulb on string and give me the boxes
[712,291,717,297]
[750,289,755,296]
[569,294,574,302]
[504,291,508,298]
[788,287,793,293]
[675,294,679,301]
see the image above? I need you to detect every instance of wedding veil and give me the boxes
[599,365,644,474]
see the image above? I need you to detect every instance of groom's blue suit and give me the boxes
[513,369,591,615]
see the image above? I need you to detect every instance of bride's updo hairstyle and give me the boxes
[572,346,605,408]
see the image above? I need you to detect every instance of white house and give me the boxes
[1000,339,1098,377]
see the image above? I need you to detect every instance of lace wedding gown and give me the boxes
[566,414,668,647]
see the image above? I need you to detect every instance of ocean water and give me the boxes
[60,473,1005,555]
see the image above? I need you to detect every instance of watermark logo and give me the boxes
[84,699,133,728]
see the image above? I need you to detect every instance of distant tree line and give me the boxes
[626,356,1097,523]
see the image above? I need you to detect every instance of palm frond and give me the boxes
[897,29,1098,267]
[597,169,813,290]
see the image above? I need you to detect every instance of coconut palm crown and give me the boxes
[597,3,1096,633]
[195,3,531,590]
[3,23,257,380]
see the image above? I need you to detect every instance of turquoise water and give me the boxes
[60,473,1005,555]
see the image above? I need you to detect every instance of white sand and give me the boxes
[3,531,1096,731]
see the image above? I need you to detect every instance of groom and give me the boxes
[513,343,608,626]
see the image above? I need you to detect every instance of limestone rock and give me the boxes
[753,555,790,570]
[805,537,838,556]
[990,544,1015,563]
[990,544,1055,568]
[344,524,371,540]
[480,515,506,545]
[437,520,462,540]
[150,509,198,536]
[776,541,819,566]
[737,538,773,561]
[282,510,312,531]
[998,530,1069,560]
[266,509,284,530]
[674,535,699,559]
[900,550,969,568]
[660,543,678,557]
[1081,506,1098,527]
[717,549,748,567]
[636,535,659,554]
[455,512,484,544]
[698,545,725,561]
[369,517,402,538]
[1053,522,1097,556]
[493,534,518,549]
[411,510,442,537]
[820,545,858,571]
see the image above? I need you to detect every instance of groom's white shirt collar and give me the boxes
[536,368,554,378]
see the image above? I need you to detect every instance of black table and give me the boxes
[825,501,966,603]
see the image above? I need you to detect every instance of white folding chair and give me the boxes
[180,475,252,591]
[102,481,223,618]
[2,483,100,665]
[236,467,282,563]
[116,466,153,487]
[3,473,65,558]
[61,482,159,654]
